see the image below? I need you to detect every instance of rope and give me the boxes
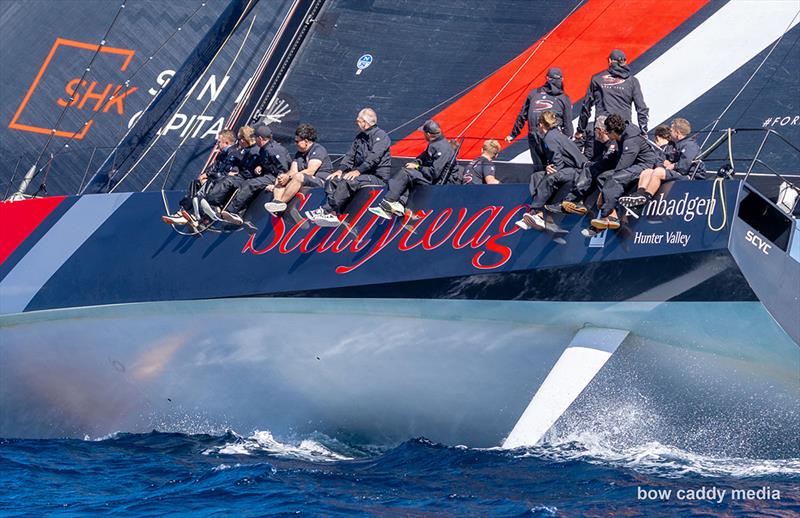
[700,7,800,148]
[111,0,258,193]
[707,177,727,232]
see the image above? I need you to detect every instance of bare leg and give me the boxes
[276,172,305,203]
[645,167,667,195]
[637,169,654,190]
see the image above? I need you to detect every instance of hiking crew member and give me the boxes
[264,123,333,215]
[620,118,705,208]
[221,124,290,225]
[516,111,587,231]
[162,129,238,228]
[590,113,656,230]
[306,108,391,227]
[201,126,261,220]
[371,119,454,219]
[506,67,572,171]
[464,140,501,184]
[575,50,649,144]
[560,114,620,215]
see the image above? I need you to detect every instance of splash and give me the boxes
[203,430,352,462]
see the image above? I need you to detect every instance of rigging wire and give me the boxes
[700,7,800,148]
[193,0,301,179]
[32,1,127,189]
[455,0,587,140]
[140,11,257,192]
[22,1,209,194]
[110,0,259,193]
[383,0,587,140]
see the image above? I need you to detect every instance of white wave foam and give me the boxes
[515,431,800,479]
[204,430,351,462]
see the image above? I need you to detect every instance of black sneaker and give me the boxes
[619,192,649,208]
[544,203,563,214]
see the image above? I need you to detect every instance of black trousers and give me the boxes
[529,167,581,210]
[597,164,646,217]
[323,174,385,213]
[178,179,201,212]
[205,176,244,207]
[226,174,276,214]
[385,167,434,203]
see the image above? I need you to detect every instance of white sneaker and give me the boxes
[380,199,405,216]
[314,211,341,227]
[304,207,326,221]
[264,201,287,214]
[179,209,200,232]
[368,206,392,220]
[523,212,546,231]
[514,218,531,231]
[162,212,187,225]
[220,210,243,225]
[200,198,221,221]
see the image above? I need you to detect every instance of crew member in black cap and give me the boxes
[369,119,453,218]
[506,67,573,172]
[575,49,649,142]
[220,123,290,224]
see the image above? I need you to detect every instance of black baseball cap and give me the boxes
[609,49,626,62]
[421,119,441,134]
[547,67,563,79]
[254,124,272,138]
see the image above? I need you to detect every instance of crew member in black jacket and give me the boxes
[506,67,572,171]
[516,111,587,231]
[220,124,290,225]
[619,118,705,208]
[370,119,453,219]
[201,125,262,219]
[575,50,648,142]
[162,129,239,227]
[306,108,391,227]
[590,113,655,230]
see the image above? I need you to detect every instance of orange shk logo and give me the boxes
[9,38,137,140]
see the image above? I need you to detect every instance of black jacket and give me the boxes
[340,125,392,181]
[238,144,262,179]
[510,86,573,138]
[542,129,587,170]
[208,144,240,180]
[415,135,454,182]
[578,64,649,134]
[668,136,705,178]
[259,139,290,178]
[614,123,656,172]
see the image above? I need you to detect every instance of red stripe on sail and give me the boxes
[391,0,708,159]
[0,196,66,266]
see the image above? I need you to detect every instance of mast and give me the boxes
[82,0,259,194]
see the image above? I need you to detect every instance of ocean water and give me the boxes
[2,430,798,516]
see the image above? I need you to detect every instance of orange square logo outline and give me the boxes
[8,38,136,140]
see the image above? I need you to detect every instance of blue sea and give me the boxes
[2,430,798,516]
